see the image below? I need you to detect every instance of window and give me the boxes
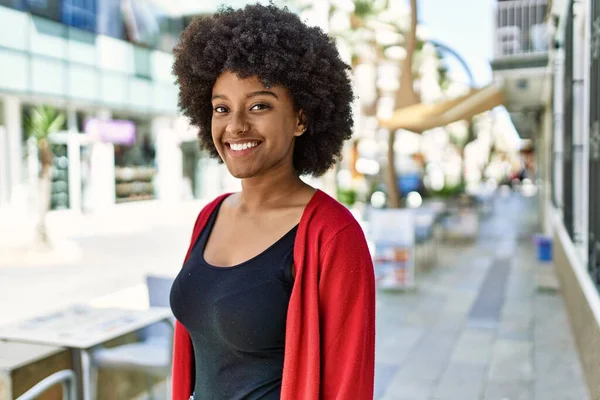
[62,0,97,32]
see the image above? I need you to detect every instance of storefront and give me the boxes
[8,100,221,214]
[110,117,158,204]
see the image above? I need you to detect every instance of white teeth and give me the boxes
[230,141,258,151]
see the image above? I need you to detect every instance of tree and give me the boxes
[332,0,423,206]
[387,0,419,207]
[24,106,66,248]
[303,0,429,207]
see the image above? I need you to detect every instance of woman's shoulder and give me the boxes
[305,190,362,233]
[193,193,233,223]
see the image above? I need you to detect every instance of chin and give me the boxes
[226,164,259,179]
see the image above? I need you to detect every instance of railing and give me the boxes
[494,0,550,58]
[589,0,600,289]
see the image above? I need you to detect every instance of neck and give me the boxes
[238,166,308,211]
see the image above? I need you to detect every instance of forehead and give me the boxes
[212,71,289,98]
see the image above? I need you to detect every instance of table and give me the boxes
[0,305,173,400]
[0,341,71,399]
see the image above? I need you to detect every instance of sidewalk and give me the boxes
[0,199,208,325]
[0,198,208,268]
[0,193,589,399]
[374,193,589,399]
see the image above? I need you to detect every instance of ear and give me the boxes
[293,110,307,137]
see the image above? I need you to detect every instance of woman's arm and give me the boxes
[172,321,194,399]
[319,221,376,399]
[172,206,210,399]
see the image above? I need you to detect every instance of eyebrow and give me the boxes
[211,90,279,101]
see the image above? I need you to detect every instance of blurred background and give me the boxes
[0,0,598,399]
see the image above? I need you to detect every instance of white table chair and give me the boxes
[16,369,78,400]
[90,275,175,400]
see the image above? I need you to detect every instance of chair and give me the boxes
[16,369,77,400]
[90,275,175,400]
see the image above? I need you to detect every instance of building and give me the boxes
[0,0,337,217]
[491,0,600,395]
[0,0,263,217]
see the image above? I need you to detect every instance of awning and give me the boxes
[377,83,505,132]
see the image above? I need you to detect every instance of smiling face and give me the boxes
[210,71,306,180]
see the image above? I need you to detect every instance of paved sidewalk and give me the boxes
[374,194,589,399]
[0,193,588,399]
[0,199,207,325]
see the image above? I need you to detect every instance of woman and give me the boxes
[169,4,375,399]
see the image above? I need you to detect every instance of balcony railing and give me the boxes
[494,0,549,58]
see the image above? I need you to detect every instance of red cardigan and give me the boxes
[171,189,376,399]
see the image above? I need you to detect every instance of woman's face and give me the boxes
[211,71,305,179]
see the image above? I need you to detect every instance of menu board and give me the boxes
[369,209,416,289]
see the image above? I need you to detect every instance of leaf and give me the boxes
[24,105,66,144]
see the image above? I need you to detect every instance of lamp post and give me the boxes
[427,39,476,86]
[427,40,479,190]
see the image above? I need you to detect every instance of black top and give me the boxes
[170,201,297,400]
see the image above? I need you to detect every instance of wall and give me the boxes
[552,212,600,399]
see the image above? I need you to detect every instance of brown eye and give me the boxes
[250,103,270,111]
[214,106,228,113]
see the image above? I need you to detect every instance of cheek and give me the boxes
[210,121,221,143]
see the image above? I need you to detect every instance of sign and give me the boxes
[85,118,136,146]
[369,208,416,289]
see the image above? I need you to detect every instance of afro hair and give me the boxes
[172,3,354,177]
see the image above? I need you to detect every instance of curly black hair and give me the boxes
[172,3,354,177]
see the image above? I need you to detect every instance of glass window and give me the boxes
[62,0,97,32]
[0,0,27,10]
[97,0,125,39]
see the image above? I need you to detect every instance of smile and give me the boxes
[229,141,260,151]
[225,140,262,158]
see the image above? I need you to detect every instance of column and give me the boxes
[89,110,116,211]
[2,96,23,208]
[154,116,182,202]
[542,108,554,236]
[0,125,8,206]
[67,108,82,212]
[553,48,565,211]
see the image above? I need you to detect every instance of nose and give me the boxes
[226,111,248,136]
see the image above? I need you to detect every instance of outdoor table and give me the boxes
[0,340,71,399]
[0,305,173,400]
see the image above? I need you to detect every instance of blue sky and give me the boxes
[418,0,521,141]
[418,0,494,86]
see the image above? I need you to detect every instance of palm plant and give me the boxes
[24,106,66,247]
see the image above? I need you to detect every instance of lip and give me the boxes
[224,141,262,159]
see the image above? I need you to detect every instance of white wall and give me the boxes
[0,125,8,205]
[154,116,183,202]
[1,96,23,208]
[88,110,116,211]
